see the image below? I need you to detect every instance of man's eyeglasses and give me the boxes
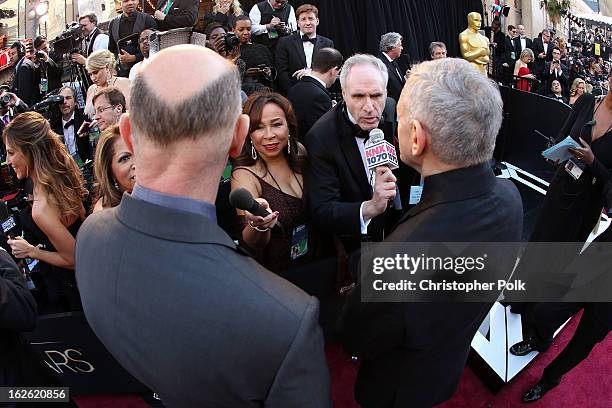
[95,105,115,115]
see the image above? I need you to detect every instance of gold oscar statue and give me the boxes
[459,12,490,75]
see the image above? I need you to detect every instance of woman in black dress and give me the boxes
[5,112,88,313]
[231,92,310,273]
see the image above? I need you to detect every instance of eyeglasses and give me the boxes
[95,105,115,115]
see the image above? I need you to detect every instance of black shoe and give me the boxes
[522,380,559,402]
[509,337,551,356]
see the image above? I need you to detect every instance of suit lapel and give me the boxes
[335,108,372,198]
[294,34,307,68]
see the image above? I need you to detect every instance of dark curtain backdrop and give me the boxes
[241,0,483,62]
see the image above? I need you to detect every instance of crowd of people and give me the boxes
[0,1,610,407]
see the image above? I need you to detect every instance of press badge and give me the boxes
[409,176,425,205]
[290,224,308,260]
[565,159,585,180]
[39,78,48,94]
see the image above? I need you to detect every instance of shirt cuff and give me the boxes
[360,202,371,235]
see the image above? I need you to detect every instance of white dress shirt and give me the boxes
[249,1,297,36]
[382,52,402,79]
[346,109,373,234]
[61,112,77,156]
[520,37,527,51]
[83,28,110,55]
[300,31,316,68]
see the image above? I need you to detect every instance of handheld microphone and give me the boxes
[364,129,399,172]
[0,200,19,239]
[229,188,284,230]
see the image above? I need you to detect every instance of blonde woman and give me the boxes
[514,48,536,92]
[205,0,244,29]
[569,78,586,106]
[84,50,131,118]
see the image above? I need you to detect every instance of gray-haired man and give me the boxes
[76,45,331,408]
[377,32,406,101]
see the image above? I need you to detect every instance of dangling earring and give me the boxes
[113,180,119,190]
[287,134,291,154]
[106,69,112,86]
[251,141,258,160]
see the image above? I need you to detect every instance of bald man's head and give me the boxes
[130,45,242,148]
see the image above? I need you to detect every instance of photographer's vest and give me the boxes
[84,28,101,57]
[254,1,292,50]
[110,12,147,77]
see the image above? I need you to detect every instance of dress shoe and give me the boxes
[509,337,551,356]
[522,379,559,402]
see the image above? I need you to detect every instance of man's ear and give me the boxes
[411,119,427,158]
[228,114,250,158]
[119,113,134,153]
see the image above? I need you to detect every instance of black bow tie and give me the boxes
[342,106,369,139]
[64,119,74,129]
[302,34,316,44]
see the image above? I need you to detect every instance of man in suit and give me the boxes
[513,24,533,55]
[377,32,405,103]
[288,47,343,141]
[484,18,507,81]
[71,13,110,66]
[108,0,157,77]
[154,0,198,31]
[76,45,331,407]
[51,86,91,164]
[531,28,554,77]
[9,42,41,107]
[501,25,517,84]
[275,4,334,94]
[541,46,570,96]
[338,58,523,408]
[429,41,447,60]
[249,0,297,53]
[33,36,63,94]
[305,54,399,253]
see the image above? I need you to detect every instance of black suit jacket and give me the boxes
[377,52,405,103]
[531,37,554,75]
[51,109,91,162]
[11,58,41,107]
[541,61,570,96]
[304,103,396,252]
[513,36,533,56]
[275,33,334,94]
[156,0,198,31]
[287,76,331,141]
[338,164,523,408]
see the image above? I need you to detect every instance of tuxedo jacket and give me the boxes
[513,36,533,55]
[12,58,41,107]
[275,33,334,94]
[338,164,523,408]
[51,109,91,162]
[377,52,405,103]
[541,61,570,95]
[156,0,199,31]
[304,103,396,252]
[531,37,554,75]
[287,75,332,141]
[76,194,331,407]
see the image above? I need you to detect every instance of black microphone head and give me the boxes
[229,188,256,211]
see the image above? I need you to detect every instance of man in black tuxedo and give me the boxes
[531,29,554,76]
[108,0,157,77]
[51,86,91,164]
[501,25,517,84]
[288,47,342,141]
[275,4,334,94]
[304,54,399,253]
[9,42,41,107]
[154,0,198,31]
[377,32,405,103]
[338,58,523,408]
[513,24,533,55]
[484,18,507,81]
[541,46,570,96]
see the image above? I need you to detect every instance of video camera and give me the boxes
[51,22,83,56]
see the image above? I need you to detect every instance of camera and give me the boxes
[224,33,241,52]
[35,51,45,60]
[0,94,11,109]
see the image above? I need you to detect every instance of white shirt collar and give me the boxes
[306,74,326,88]
[382,52,394,62]
[62,112,75,126]
[347,108,357,125]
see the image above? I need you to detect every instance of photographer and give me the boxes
[33,36,63,94]
[233,16,274,93]
[0,86,29,159]
[249,0,297,53]
[50,86,91,164]
[71,13,110,65]
[9,42,41,107]
[128,29,156,80]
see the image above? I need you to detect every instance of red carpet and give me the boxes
[74,312,611,408]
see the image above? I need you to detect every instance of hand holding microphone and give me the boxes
[362,166,397,222]
[245,198,279,232]
[229,188,281,232]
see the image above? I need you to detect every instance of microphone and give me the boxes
[229,188,284,230]
[584,119,597,126]
[0,200,19,239]
[364,129,399,172]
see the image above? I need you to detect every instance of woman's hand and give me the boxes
[568,137,595,165]
[7,236,38,259]
[245,198,279,231]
